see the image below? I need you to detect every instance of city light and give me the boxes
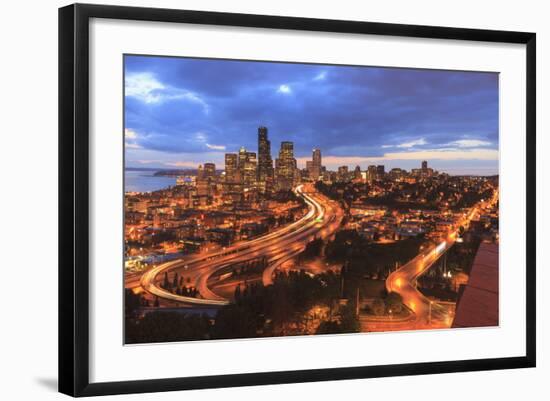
[125,126,499,341]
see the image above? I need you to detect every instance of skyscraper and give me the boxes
[223,153,243,202]
[224,153,239,183]
[337,165,349,182]
[275,141,296,191]
[306,160,314,176]
[257,126,274,193]
[197,164,204,180]
[203,163,216,179]
[353,165,362,180]
[419,160,433,178]
[238,146,258,191]
[196,164,213,197]
[376,165,385,179]
[310,148,322,181]
[367,165,377,182]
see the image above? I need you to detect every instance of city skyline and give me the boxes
[132,127,486,179]
[124,54,500,344]
[124,121,500,341]
[124,55,499,176]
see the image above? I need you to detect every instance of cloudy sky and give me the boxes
[124,55,499,175]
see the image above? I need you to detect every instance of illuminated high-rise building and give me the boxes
[376,165,385,179]
[310,148,322,181]
[224,154,239,183]
[275,141,296,191]
[238,146,258,191]
[196,164,212,197]
[203,163,216,179]
[223,153,243,201]
[353,165,362,180]
[367,165,377,182]
[389,168,405,180]
[419,160,433,178]
[197,164,204,180]
[257,126,274,193]
[337,166,349,182]
[238,147,252,171]
[306,160,314,175]
[196,178,210,196]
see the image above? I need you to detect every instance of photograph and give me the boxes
[123,54,500,344]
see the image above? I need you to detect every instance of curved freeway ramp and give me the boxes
[384,196,495,328]
[140,185,343,306]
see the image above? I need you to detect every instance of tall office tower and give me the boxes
[257,126,274,193]
[197,164,204,180]
[310,148,322,181]
[238,147,247,173]
[354,165,362,180]
[196,178,210,196]
[196,164,211,197]
[389,168,405,180]
[203,163,216,179]
[420,160,433,178]
[238,146,258,191]
[223,153,243,202]
[243,153,258,191]
[294,168,302,186]
[376,165,385,179]
[224,153,239,183]
[306,160,314,178]
[367,165,377,181]
[337,165,349,182]
[275,141,296,191]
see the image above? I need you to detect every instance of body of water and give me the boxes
[125,170,176,193]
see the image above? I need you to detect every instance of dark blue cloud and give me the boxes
[124,55,499,173]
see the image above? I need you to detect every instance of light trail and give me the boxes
[383,189,499,328]
[139,184,343,306]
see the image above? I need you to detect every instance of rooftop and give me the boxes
[452,242,499,328]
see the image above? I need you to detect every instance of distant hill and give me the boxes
[153,169,198,177]
[125,167,166,172]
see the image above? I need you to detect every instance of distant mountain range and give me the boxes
[125,167,223,176]
[125,166,498,178]
[125,167,163,171]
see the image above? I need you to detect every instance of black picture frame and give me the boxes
[59,3,536,397]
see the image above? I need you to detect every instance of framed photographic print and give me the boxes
[58,3,536,397]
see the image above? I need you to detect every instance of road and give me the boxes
[137,184,343,306]
[385,189,499,328]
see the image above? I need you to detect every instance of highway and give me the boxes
[137,184,343,306]
[385,189,499,328]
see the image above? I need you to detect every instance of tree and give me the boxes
[212,305,258,339]
[371,298,385,316]
[298,238,324,262]
[125,311,211,344]
[385,292,403,314]
[234,284,241,304]
[316,320,341,334]
[124,289,142,318]
[339,304,360,333]
[172,272,179,289]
